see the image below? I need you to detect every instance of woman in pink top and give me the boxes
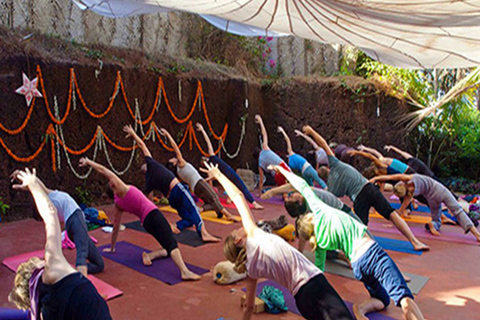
[202,163,353,320]
[79,157,201,281]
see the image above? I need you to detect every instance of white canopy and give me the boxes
[72,0,480,68]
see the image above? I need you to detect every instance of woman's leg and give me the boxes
[66,210,92,276]
[195,180,239,222]
[85,236,104,274]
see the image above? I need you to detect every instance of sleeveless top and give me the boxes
[177,162,203,191]
[114,186,157,223]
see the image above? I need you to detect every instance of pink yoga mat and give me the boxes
[219,197,254,209]
[2,251,123,300]
[369,220,478,246]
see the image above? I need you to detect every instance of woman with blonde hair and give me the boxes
[8,168,111,319]
[202,162,352,320]
[273,165,425,320]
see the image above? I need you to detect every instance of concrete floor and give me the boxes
[1,192,480,320]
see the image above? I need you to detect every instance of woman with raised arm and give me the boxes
[294,129,328,169]
[78,157,202,280]
[371,173,480,241]
[254,114,291,192]
[161,127,240,223]
[272,165,425,320]
[277,126,327,189]
[195,123,263,210]
[10,170,104,277]
[123,124,222,241]
[8,168,112,320]
[202,163,353,320]
[302,125,429,251]
[348,146,415,176]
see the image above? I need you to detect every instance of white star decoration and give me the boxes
[15,73,43,107]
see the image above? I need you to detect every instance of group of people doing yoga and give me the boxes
[8,113,475,320]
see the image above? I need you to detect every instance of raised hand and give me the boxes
[384,145,392,152]
[12,168,37,190]
[294,129,304,137]
[254,114,262,124]
[79,157,90,167]
[302,125,314,135]
[200,162,221,181]
[159,128,169,136]
[277,126,285,133]
[123,124,135,138]
[195,123,204,131]
[357,145,365,151]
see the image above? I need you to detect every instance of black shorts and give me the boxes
[143,209,178,255]
[354,183,394,224]
[39,272,112,320]
[295,274,353,320]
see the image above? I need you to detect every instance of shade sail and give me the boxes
[72,0,480,68]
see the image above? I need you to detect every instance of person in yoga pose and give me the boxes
[277,126,327,189]
[8,168,112,320]
[255,114,291,192]
[272,165,425,320]
[202,162,353,320]
[123,124,223,240]
[294,129,328,169]
[11,170,104,277]
[384,145,438,179]
[79,157,203,280]
[195,123,263,210]
[348,146,416,175]
[304,125,429,251]
[371,173,480,241]
[160,128,240,222]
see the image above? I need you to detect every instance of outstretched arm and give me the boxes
[255,114,269,150]
[295,129,320,150]
[358,145,384,160]
[12,169,75,283]
[124,124,151,158]
[278,126,294,155]
[348,150,385,168]
[160,128,186,166]
[261,183,295,199]
[302,126,334,156]
[202,163,257,237]
[79,157,128,196]
[196,123,214,156]
[385,145,413,160]
[371,174,413,183]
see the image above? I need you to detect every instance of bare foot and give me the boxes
[202,234,221,243]
[76,265,88,277]
[352,303,369,320]
[441,215,456,225]
[412,202,418,210]
[401,210,411,218]
[170,223,181,234]
[253,202,264,210]
[412,241,430,251]
[181,270,201,281]
[426,222,440,236]
[142,252,152,266]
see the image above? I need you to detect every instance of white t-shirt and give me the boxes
[246,229,322,296]
[48,190,81,222]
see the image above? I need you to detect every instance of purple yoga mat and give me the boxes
[369,220,478,246]
[253,195,284,205]
[243,280,396,320]
[99,241,208,285]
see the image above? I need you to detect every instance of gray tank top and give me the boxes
[177,162,203,191]
[411,174,444,202]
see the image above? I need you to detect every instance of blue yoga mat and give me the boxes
[242,280,396,320]
[374,236,422,256]
[390,202,459,223]
[99,241,208,285]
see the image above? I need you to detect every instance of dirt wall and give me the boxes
[0,30,409,221]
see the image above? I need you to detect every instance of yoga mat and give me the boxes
[159,205,234,225]
[2,251,123,300]
[375,236,423,256]
[99,241,208,285]
[252,195,284,205]
[219,196,254,209]
[0,308,29,320]
[370,211,431,224]
[303,252,428,295]
[242,280,396,319]
[369,220,478,245]
[124,220,210,247]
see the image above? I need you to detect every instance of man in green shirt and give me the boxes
[272,165,425,320]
